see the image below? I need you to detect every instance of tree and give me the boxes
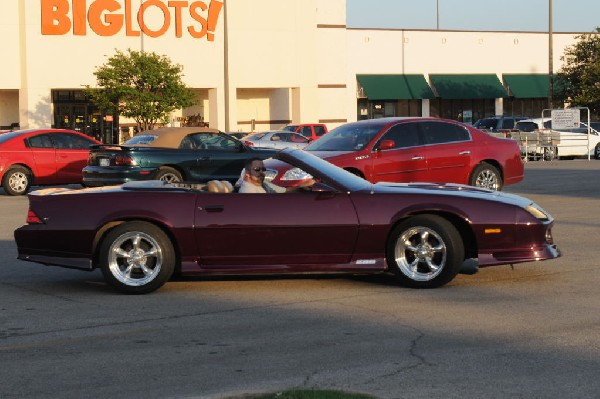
[557,29,600,115]
[86,49,197,131]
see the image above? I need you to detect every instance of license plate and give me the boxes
[99,158,110,166]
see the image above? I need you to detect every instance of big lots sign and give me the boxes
[41,0,223,41]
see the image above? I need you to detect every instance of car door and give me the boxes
[419,121,472,184]
[193,190,359,267]
[187,133,252,180]
[25,133,57,184]
[51,133,97,183]
[370,122,428,183]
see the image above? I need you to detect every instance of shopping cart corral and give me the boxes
[489,130,559,161]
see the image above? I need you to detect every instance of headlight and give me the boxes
[281,167,313,181]
[525,203,550,221]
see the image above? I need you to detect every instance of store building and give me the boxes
[0,0,591,142]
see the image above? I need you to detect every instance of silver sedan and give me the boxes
[241,131,311,150]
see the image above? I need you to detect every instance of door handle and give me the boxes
[459,151,471,155]
[411,155,424,160]
[200,205,224,213]
[199,157,211,161]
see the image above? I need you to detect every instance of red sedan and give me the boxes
[0,129,101,195]
[267,117,524,191]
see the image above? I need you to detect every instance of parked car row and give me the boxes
[1,118,527,195]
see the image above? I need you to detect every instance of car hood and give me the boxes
[372,181,533,208]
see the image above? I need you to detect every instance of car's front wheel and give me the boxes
[155,167,183,183]
[386,215,464,288]
[2,166,32,196]
[99,222,176,294]
[594,144,600,160]
[470,163,502,191]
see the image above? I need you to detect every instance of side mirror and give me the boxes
[310,181,336,193]
[377,139,395,151]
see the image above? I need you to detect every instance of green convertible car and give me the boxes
[83,127,277,186]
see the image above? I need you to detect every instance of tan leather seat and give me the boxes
[207,180,224,192]
[207,180,233,193]
[220,181,233,193]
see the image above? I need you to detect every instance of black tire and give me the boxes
[2,166,32,196]
[594,144,600,160]
[469,162,502,191]
[155,167,183,183]
[386,215,464,288]
[99,222,176,294]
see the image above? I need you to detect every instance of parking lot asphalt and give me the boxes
[1,159,599,399]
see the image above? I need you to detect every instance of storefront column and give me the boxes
[208,88,224,130]
[20,88,52,129]
[495,97,504,116]
[291,88,301,123]
[421,99,430,117]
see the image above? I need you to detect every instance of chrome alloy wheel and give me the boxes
[158,172,181,184]
[474,169,499,190]
[8,171,29,194]
[107,231,163,287]
[394,226,447,282]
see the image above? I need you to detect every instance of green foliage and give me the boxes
[86,49,196,131]
[557,31,600,114]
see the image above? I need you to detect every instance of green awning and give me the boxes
[503,74,566,98]
[357,74,435,100]
[429,74,506,99]
[503,74,549,98]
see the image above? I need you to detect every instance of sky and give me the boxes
[346,0,600,32]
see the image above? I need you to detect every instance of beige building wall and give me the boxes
[346,28,582,121]
[0,1,591,133]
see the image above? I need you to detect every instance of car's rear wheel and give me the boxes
[99,222,175,294]
[594,144,600,160]
[2,166,32,196]
[470,163,502,191]
[155,167,183,183]
[543,146,557,161]
[387,215,464,288]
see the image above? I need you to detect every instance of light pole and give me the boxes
[548,0,553,109]
[436,0,439,30]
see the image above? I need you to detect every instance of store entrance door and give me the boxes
[52,90,117,143]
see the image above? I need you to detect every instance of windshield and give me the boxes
[474,118,498,129]
[244,133,266,141]
[515,122,539,132]
[281,125,297,132]
[125,134,158,145]
[305,123,382,151]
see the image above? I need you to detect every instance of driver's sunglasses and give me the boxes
[252,167,267,172]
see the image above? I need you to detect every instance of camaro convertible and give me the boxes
[14,149,560,294]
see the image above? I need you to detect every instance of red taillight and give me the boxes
[114,154,136,165]
[26,209,44,224]
[244,140,254,147]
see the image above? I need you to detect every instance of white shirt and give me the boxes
[238,180,286,193]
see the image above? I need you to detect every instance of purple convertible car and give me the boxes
[14,149,559,294]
